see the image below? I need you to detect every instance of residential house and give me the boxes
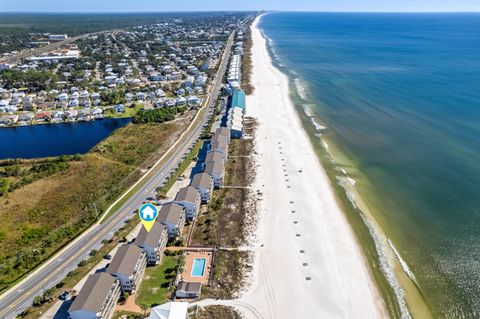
[114,104,125,113]
[174,186,201,220]
[34,112,51,123]
[191,173,214,204]
[78,109,91,121]
[176,97,187,106]
[64,109,78,121]
[164,99,176,108]
[17,113,34,125]
[187,96,200,106]
[204,159,224,189]
[68,273,120,319]
[136,92,146,102]
[158,203,186,240]
[175,281,202,299]
[51,111,65,122]
[0,115,18,126]
[134,222,168,265]
[69,98,79,108]
[107,244,147,293]
[92,108,104,119]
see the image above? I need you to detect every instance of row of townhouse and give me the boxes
[69,221,170,319]
[227,89,247,138]
[227,54,242,87]
[67,127,232,319]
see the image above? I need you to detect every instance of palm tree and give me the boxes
[140,303,149,316]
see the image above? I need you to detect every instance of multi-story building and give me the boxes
[68,273,120,319]
[191,173,214,204]
[107,244,147,293]
[158,202,186,239]
[174,186,202,220]
[134,222,168,265]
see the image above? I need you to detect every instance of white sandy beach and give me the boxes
[221,16,387,319]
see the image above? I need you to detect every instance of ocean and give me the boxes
[259,12,480,319]
[0,118,131,159]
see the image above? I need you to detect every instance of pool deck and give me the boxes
[180,251,212,284]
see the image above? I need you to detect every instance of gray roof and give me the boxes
[107,244,144,276]
[158,202,184,225]
[177,281,202,293]
[191,172,213,190]
[211,132,228,145]
[135,222,168,248]
[215,127,230,138]
[205,150,224,164]
[69,273,117,312]
[205,160,224,176]
[175,186,200,203]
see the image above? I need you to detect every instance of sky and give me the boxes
[1,0,480,12]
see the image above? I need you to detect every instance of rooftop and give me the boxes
[135,222,168,248]
[205,160,224,176]
[191,172,213,190]
[175,186,200,204]
[231,89,246,109]
[107,244,144,276]
[158,202,184,225]
[69,273,117,313]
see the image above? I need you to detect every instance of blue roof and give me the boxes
[231,89,246,109]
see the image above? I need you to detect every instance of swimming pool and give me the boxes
[191,258,207,277]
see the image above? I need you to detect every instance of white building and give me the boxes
[149,302,188,319]
[174,186,201,220]
[191,173,214,204]
[204,160,225,189]
[68,273,120,319]
[158,203,186,239]
[134,222,168,265]
[107,244,147,293]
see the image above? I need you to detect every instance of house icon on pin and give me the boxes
[140,205,156,221]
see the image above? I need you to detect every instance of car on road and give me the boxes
[59,291,72,300]
[103,254,112,260]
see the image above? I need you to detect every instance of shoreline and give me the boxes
[257,13,435,319]
[237,15,387,318]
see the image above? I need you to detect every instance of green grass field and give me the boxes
[136,255,180,307]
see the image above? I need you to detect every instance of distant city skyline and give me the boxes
[1,0,480,12]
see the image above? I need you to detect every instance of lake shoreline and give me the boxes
[0,117,131,160]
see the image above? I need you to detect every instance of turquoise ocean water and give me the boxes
[259,12,480,318]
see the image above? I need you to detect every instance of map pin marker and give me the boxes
[138,203,158,232]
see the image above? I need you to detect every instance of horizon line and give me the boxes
[1,10,480,14]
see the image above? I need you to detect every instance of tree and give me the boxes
[32,295,43,307]
[140,303,149,316]
[0,178,10,197]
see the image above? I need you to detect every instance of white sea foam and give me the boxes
[337,178,358,209]
[293,78,308,100]
[361,215,412,319]
[301,105,327,133]
[336,179,412,318]
[347,176,356,186]
[321,140,329,150]
[389,239,417,283]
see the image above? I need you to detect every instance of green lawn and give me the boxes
[136,255,180,307]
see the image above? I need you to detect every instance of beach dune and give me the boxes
[236,15,386,319]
